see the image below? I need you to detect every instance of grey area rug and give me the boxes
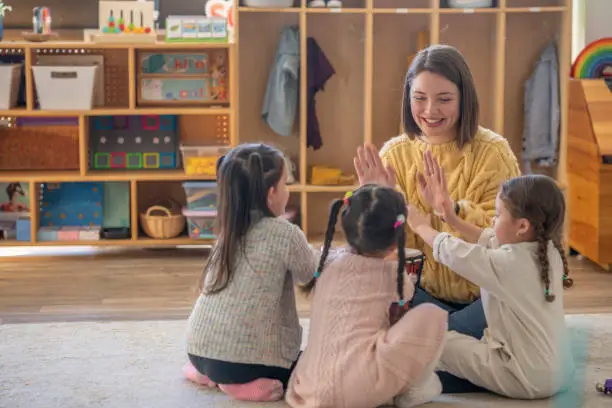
[0,315,610,408]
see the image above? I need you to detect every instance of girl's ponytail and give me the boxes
[247,152,267,211]
[300,198,344,295]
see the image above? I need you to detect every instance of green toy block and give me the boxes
[126,153,142,169]
[94,152,111,169]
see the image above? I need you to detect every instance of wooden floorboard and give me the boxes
[0,247,610,324]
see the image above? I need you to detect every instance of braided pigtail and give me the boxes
[300,198,344,295]
[552,239,574,289]
[395,215,407,306]
[536,224,555,302]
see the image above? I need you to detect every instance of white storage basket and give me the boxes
[243,0,294,8]
[32,65,98,110]
[447,0,494,7]
[0,64,22,110]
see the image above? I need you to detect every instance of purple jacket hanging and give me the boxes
[307,38,335,151]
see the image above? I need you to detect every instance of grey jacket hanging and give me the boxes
[522,42,560,172]
[261,25,300,137]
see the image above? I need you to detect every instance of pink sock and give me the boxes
[219,378,284,402]
[182,362,217,388]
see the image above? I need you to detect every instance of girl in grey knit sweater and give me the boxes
[183,143,318,402]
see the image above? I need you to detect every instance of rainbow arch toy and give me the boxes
[571,38,612,79]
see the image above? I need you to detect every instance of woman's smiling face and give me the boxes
[409,71,460,143]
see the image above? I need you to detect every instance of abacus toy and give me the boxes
[92,1,156,44]
[102,9,152,34]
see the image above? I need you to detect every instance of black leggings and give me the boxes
[188,353,300,389]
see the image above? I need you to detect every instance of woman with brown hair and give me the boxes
[354,44,521,340]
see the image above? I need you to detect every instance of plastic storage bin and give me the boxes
[180,145,231,177]
[183,209,217,239]
[182,182,217,211]
[32,65,98,110]
[447,0,494,7]
[243,0,294,7]
[0,64,22,110]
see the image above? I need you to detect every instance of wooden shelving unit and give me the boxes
[236,0,572,243]
[0,0,572,248]
[0,40,234,247]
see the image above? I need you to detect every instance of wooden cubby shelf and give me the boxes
[0,0,571,249]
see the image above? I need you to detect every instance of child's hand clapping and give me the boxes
[406,204,431,233]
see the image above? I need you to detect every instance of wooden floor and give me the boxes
[0,246,611,324]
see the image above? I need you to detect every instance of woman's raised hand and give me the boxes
[417,150,454,217]
[354,143,396,188]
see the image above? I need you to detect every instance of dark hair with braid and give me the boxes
[199,143,285,294]
[300,184,408,306]
[499,175,574,303]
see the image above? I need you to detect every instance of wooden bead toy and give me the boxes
[94,1,156,42]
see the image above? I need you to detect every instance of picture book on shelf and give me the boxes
[0,182,31,216]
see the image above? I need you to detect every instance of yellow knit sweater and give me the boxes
[380,127,521,303]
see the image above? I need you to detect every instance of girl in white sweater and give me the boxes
[406,153,575,399]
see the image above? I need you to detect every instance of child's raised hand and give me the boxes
[406,204,431,232]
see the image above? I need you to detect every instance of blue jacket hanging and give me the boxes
[522,42,560,172]
[262,25,300,137]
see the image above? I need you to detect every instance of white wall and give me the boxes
[573,0,612,61]
[584,0,612,43]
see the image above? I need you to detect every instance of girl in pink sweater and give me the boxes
[286,185,448,408]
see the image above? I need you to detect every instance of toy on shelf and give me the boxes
[182,208,216,239]
[179,145,230,177]
[137,51,229,105]
[22,6,58,42]
[205,0,234,44]
[92,1,156,44]
[89,115,179,170]
[571,38,612,79]
[310,165,355,186]
[182,182,217,211]
[181,182,217,239]
[596,379,612,395]
[165,15,227,43]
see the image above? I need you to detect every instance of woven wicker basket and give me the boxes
[140,205,185,239]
